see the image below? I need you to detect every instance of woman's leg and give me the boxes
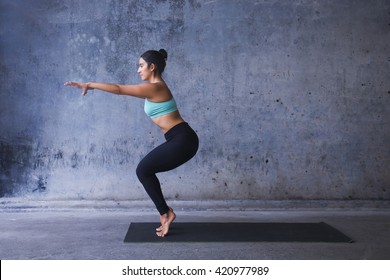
[136,144,171,216]
[136,144,197,212]
[136,123,199,236]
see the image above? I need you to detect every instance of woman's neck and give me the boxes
[147,72,164,83]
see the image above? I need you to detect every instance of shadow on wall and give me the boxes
[0,137,47,197]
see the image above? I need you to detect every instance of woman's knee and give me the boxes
[136,161,147,181]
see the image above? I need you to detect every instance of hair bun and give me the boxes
[159,49,168,60]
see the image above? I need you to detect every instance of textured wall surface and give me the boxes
[1,0,389,202]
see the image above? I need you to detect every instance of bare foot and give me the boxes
[156,208,174,232]
[156,225,163,232]
[156,208,176,237]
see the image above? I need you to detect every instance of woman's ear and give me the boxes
[149,63,156,72]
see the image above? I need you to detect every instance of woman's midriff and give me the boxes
[151,111,186,133]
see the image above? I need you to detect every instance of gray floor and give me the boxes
[0,200,389,260]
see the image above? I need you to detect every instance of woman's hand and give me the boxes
[64,81,90,96]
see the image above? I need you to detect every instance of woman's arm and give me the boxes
[64,81,158,99]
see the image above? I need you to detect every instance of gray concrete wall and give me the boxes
[1,0,389,201]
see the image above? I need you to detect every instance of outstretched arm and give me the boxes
[64,81,158,99]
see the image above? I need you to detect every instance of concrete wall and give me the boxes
[1,0,389,202]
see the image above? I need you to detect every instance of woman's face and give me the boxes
[137,57,154,81]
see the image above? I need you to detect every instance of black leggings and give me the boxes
[136,122,199,215]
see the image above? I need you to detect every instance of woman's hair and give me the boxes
[140,49,168,74]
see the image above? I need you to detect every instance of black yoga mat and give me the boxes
[124,222,354,243]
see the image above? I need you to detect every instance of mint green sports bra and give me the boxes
[144,98,178,118]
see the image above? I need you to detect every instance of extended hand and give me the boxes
[64,81,90,96]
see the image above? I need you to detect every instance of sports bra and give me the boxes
[144,98,178,118]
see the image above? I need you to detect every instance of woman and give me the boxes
[65,49,199,237]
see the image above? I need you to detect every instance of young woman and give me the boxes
[65,49,199,237]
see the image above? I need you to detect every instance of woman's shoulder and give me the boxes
[148,82,172,102]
